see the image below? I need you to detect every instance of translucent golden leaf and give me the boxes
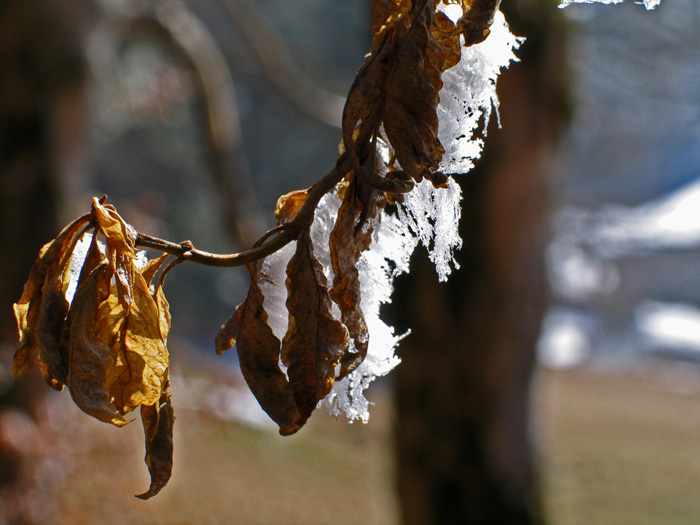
[275,189,310,225]
[109,270,169,413]
[140,253,168,287]
[91,197,136,257]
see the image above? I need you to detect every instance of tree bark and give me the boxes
[0,0,90,521]
[393,2,567,523]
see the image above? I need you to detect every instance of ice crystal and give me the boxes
[558,0,661,10]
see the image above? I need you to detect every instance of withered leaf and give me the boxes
[136,381,174,500]
[329,183,369,377]
[66,262,128,427]
[224,261,301,435]
[37,228,105,391]
[13,214,90,380]
[92,197,136,257]
[109,270,169,414]
[275,189,310,225]
[282,232,348,428]
[343,1,461,188]
[215,301,242,356]
[458,0,502,47]
[35,286,70,390]
[381,3,449,182]
[140,253,169,289]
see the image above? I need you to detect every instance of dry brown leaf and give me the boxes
[275,189,310,225]
[65,262,128,427]
[343,1,460,189]
[381,2,452,183]
[215,301,243,355]
[282,232,349,428]
[136,381,174,500]
[13,215,89,380]
[92,197,136,257]
[140,253,169,289]
[109,270,169,414]
[458,0,502,46]
[227,261,301,435]
[329,182,369,377]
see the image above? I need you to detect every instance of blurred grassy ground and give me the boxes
[51,365,700,524]
[537,366,700,525]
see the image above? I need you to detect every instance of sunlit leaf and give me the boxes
[92,197,136,257]
[109,270,169,413]
[275,189,310,225]
[65,262,128,427]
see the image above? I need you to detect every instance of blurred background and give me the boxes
[1,0,699,523]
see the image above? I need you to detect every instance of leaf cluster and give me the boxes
[13,197,174,499]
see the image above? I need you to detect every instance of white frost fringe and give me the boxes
[559,0,660,10]
[252,9,522,424]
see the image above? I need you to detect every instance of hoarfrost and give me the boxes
[324,210,407,423]
[559,0,660,10]
[65,234,94,305]
[437,10,522,174]
[397,178,463,282]
[259,241,296,342]
[64,234,135,305]
[247,9,525,423]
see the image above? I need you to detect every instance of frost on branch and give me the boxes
[217,0,521,426]
[437,9,523,174]
[558,0,661,10]
[12,0,521,497]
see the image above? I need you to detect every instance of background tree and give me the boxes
[392,1,567,522]
[0,0,91,520]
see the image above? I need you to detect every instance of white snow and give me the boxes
[537,309,593,368]
[259,241,296,342]
[397,177,462,282]
[635,300,700,352]
[593,179,700,254]
[437,10,522,174]
[559,0,661,10]
[324,211,407,422]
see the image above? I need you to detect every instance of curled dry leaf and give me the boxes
[136,380,174,500]
[66,261,129,427]
[275,189,310,225]
[92,197,136,257]
[342,0,461,189]
[329,181,369,377]
[109,270,170,414]
[282,231,349,425]
[217,261,301,435]
[13,197,177,496]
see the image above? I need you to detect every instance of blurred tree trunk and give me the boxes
[0,0,90,520]
[393,2,567,523]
